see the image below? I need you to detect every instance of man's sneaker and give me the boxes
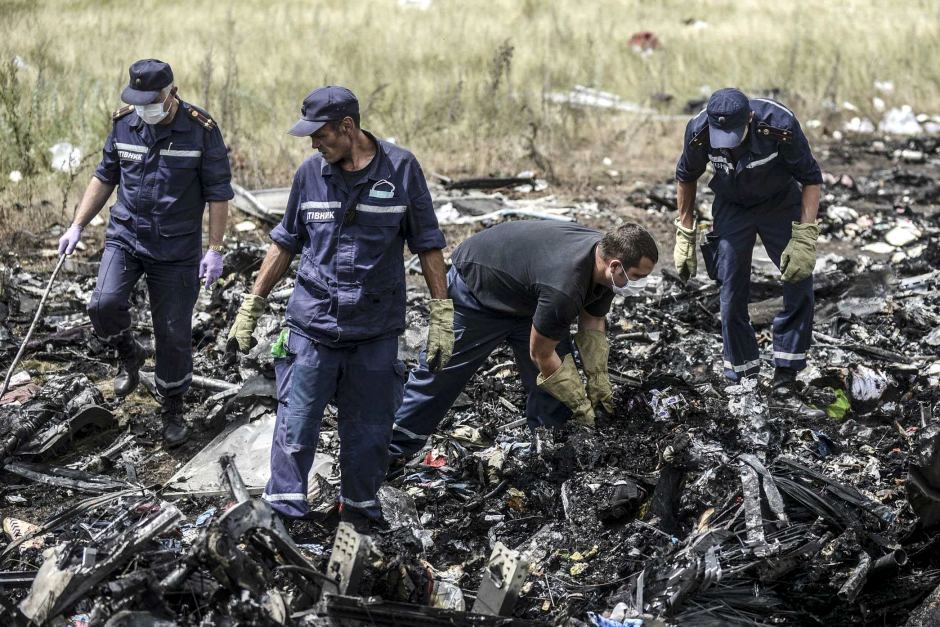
[114,340,146,397]
[160,395,190,448]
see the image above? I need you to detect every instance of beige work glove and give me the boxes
[537,354,596,427]
[227,294,266,354]
[426,299,454,372]
[673,218,697,281]
[780,222,819,283]
[574,329,614,413]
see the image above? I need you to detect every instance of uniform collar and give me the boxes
[320,130,392,182]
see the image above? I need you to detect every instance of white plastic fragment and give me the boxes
[879,106,923,135]
[850,365,889,403]
[884,221,922,247]
[860,242,896,254]
[49,142,82,174]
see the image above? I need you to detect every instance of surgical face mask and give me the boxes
[135,92,170,125]
[613,276,648,297]
[611,264,649,296]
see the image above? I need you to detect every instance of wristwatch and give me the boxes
[208,244,224,253]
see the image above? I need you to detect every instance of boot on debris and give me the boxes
[339,506,387,535]
[770,367,825,419]
[113,338,146,397]
[160,395,190,448]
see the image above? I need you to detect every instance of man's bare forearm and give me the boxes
[418,248,448,299]
[530,326,562,378]
[251,243,294,298]
[800,184,821,224]
[207,200,228,247]
[676,180,698,229]
[73,177,115,227]
[578,310,606,333]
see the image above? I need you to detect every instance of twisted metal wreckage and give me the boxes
[1,137,940,625]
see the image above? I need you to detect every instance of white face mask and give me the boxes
[610,263,649,296]
[613,276,648,297]
[135,92,170,124]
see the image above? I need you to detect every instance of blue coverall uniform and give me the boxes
[262,132,446,521]
[89,101,234,397]
[676,98,823,380]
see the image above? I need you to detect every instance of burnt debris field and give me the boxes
[2,136,940,626]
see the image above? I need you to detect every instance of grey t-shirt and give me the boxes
[451,220,614,339]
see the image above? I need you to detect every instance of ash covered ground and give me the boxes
[1,136,940,626]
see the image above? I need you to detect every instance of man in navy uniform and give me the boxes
[58,59,232,446]
[388,220,659,463]
[226,86,451,532]
[673,88,823,414]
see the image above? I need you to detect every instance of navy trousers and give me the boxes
[263,331,404,520]
[389,267,572,460]
[712,192,814,381]
[88,243,199,397]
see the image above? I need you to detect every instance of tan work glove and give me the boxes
[227,294,266,354]
[537,354,596,427]
[426,299,454,372]
[574,329,614,413]
[780,222,819,283]
[673,218,697,281]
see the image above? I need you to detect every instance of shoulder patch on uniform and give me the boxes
[756,122,793,144]
[111,104,134,121]
[753,98,793,117]
[182,103,217,131]
[690,125,709,148]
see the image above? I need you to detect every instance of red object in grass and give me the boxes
[628,31,660,52]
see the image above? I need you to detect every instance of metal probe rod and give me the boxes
[0,255,67,399]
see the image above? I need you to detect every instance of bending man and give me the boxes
[389,220,658,462]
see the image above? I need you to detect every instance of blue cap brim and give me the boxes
[121,85,162,106]
[287,118,328,137]
[709,123,747,149]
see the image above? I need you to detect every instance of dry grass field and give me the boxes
[0,0,938,233]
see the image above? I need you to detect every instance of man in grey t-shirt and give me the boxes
[389,220,658,462]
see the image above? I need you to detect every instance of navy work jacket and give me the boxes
[94,99,234,263]
[270,132,446,347]
[676,98,823,209]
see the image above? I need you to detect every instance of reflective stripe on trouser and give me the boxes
[389,266,572,460]
[87,243,199,397]
[264,332,403,520]
[712,189,814,381]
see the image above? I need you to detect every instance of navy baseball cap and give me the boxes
[121,59,174,105]
[707,88,751,149]
[288,86,359,137]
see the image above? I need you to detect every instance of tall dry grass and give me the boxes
[0,0,938,232]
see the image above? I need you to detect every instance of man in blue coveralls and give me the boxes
[673,88,824,415]
[57,59,232,446]
[226,86,451,532]
[388,220,659,464]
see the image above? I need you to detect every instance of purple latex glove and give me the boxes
[57,224,83,256]
[199,249,224,289]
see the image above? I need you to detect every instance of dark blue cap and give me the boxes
[121,59,174,105]
[288,86,359,137]
[707,88,751,149]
